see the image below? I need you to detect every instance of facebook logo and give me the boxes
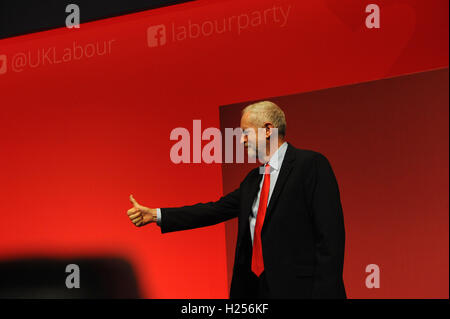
[0,55,6,74]
[147,25,166,47]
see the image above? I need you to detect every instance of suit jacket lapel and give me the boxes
[262,143,296,235]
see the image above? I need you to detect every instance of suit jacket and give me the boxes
[160,142,346,299]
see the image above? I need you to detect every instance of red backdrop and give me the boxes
[0,0,448,298]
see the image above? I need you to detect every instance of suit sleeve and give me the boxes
[159,186,241,234]
[305,153,346,298]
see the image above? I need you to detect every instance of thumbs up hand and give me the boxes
[127,194,157,227]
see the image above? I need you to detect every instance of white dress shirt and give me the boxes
[249,141,288,243]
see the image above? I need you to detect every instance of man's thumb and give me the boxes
[129,194,139,207]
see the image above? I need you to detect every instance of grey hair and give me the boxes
[241,101,286,138]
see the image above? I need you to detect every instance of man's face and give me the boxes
[240,112,262,160]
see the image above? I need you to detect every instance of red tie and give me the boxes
[251,163,271,277]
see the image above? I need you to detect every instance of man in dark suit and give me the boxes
[126,101,346,299]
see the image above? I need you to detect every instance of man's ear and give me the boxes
[264,122,274,139]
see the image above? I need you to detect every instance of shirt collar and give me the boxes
[267,141,288,171]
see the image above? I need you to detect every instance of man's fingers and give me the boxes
[130,216,143,223]
[135,218,143,227]
[131,216,142,224]
[127,207,138,216]
[129,194,139,207]
[128,212,141,220]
